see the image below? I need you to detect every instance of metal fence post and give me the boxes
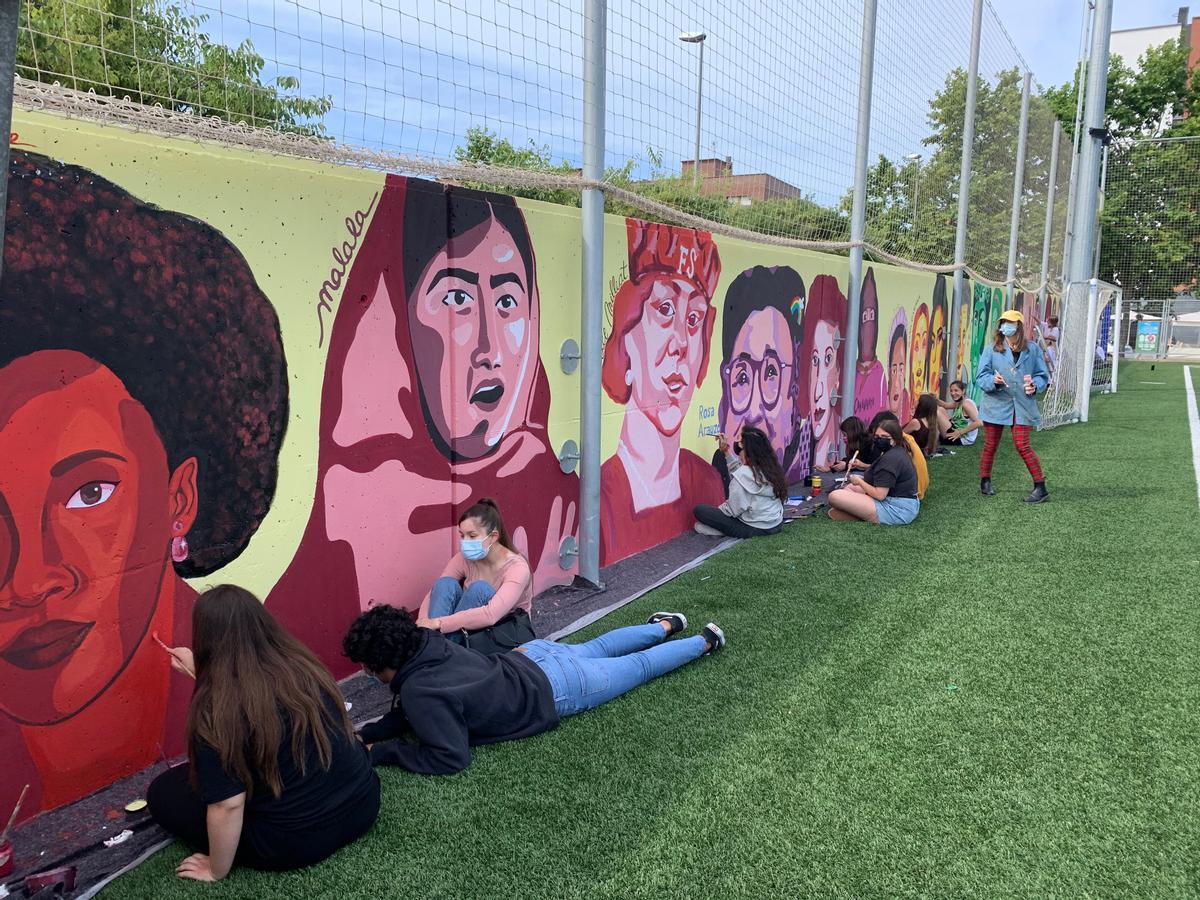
[0,0,22,282]
[1111,287,1121,391]
[1061,2,1094,287]
[578,0,606,587]
[1037,121,1062,312]
[948,0,984,376]
[1004,71,1032,307]
[1069,0,1112,423]
[840,0,878,421]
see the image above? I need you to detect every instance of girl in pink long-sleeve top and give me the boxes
[416,499,533,638]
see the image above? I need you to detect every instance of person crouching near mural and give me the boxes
[693,427,786,539]
[937,380,982,447]
[826,418,920,526]
[822,415,880,474]
[903,393,942,459]
[414,499,535,653]
[976,309,1050,503]
[343,605,726,774]
[148,586,380,881]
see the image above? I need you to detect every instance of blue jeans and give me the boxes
[428,577,495,643]
[520,624,708,717]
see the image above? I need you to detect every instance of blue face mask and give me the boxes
[461,537,490,561]
[1000,322,1018,337]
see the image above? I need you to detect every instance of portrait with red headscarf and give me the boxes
[599,219,725,565]
[270,176,578,676]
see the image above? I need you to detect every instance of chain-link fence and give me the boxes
[13,0,1068,289]
[1101,136,1200,362]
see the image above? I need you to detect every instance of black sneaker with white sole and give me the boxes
[647,611,687,635]
[700,623,726,653]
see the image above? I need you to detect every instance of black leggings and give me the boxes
[693,504,782,539]
[147,765,380,871]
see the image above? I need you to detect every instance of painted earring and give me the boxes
[171,521,189,563]
[625,370,632,386]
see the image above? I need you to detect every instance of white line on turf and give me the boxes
[1140,381,1167,385]
[1185,366,1200,510]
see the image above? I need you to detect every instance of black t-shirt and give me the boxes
[863,445,918,500]
[194,693,379,838]
[846,439,882,468]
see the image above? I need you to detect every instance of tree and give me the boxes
[1042,39,1200,302]
[17,0,331,136]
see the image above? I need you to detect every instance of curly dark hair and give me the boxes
[0,150,288,577]
[342,605,425,673]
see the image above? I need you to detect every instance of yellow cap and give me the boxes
[998,309,1024,324]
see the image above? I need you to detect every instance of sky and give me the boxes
[175,0,1187,206]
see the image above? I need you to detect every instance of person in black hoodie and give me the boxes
[343,605,726,774]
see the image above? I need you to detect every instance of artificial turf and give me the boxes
[106,361,1200,898]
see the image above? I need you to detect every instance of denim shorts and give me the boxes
[874,496,920,525]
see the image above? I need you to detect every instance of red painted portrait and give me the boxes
[599,219,724,565]
[0,152,287,821]
[269,176,577,677]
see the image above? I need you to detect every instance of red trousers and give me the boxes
[980,423,1043,481]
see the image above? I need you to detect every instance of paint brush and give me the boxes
[842,451,860,483]
[1,784,30,844]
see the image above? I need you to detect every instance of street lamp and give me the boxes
[905,152,923,254]
[680,31,707,189]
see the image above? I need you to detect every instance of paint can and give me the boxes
[0,838,13,877]
[811,475,822,497]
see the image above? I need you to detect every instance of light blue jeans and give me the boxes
[519,624,708,717]
[428,577,495,643]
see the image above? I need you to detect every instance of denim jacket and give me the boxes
[975,342,1049,427]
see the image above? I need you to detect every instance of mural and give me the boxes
[1,112,1010,823]
[954,283,972,383]
[270,176,579,675]
[717,265,811,484]
[599,220,724,565]
[928,276,949,399]
[887,306,910,422]
[853,268,888,425]
[799,276,848,471]
[0,150,288,816]
[968,283,1004,402]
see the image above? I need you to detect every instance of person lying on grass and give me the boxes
[693,426,786,539]
[150,585,380,882]
[342,606,726,774]
[826,417,921,526]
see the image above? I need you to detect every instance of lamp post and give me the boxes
[905,152,923,255]
[680,31,707,189]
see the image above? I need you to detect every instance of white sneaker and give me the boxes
[694,522,723,536]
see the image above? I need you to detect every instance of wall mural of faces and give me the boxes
[1,117,1010,826]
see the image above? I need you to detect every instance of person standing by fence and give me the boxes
[975,310,1050,503]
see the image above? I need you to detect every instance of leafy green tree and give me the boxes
[17,0,331,135]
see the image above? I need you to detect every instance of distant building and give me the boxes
[679,157,803,206]
[1109,7,1190,70]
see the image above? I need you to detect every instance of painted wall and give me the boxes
[0,110,1005,821]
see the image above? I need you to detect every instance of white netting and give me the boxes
[12,0,1070,289]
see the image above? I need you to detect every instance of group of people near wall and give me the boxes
[688,306,1052,536]
[147,500,724,882]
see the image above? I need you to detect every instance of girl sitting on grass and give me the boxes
[693,426,786,539]
[149,586,380,881]
[826,417,921,526]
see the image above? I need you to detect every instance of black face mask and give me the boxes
[733,441,743,456]
[874,436,892,452]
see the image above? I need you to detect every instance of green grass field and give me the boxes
[107,361,1200,898]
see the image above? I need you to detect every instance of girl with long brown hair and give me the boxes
[148,586,379,882]
[693,426,787,539]
[904,393,943,458]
